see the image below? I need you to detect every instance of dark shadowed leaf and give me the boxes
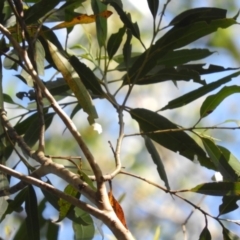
[222,226,240,240]
[124,13,238,84]
[107,2,140,40]
[70,103,82,119]
[107,26,125,59]
[25,185,40,240]
[23,112,55,147]
[130,108,215,169]
[147,0,159,19]
[190,182,240,196]
[136,67,204,85]
[199,226,212,240]
[202,138,240,181]
[45,78,71,96]
[160,71,240,111]
[24,0,61,24]
[143,136,170,190]
[200,85,240,118]
[177,64,240,75]
[46,221,60,240]
[219,196,240,216]
[69,55,104,97]
[169,8,227,27]
[123,28,132,72]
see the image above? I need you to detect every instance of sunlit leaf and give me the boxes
[57,184,80,222]
[143,136,170,190]
[160,71,240,111]
[47,40,98,124]
[130,108,215,169]
[202,138,240,180]
[200,85,240,118]
[190,182,240,196]
[73,208,94,240]
[51,10,112,30]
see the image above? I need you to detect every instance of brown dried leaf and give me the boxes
[108,191,128,229]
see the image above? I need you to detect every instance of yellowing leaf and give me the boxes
[51,10,113,30]
[47,40,98,124]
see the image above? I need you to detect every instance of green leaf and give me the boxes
[24,0,61,24]
[73,208,95,240]
[199,226,212,240]
[47,40,98,124]
[23,112,55,147]
[0,188,27,222]
[169,8,227,27]
[136,67,204,85]
[3,49,19,70]
[190,182,240,196]
[219,196,240,216]
[143,136,170,190]
[35,40,45,76]
[125,11,238,84]
[123,28,132,72]
[45,78,71,96]
[160,71,240,111]
[70,103,82,119]
[200,86,240,118]
[130,108,215,169]
[107,26,125,59]
[91,0,108,47]
[107,2,140,40]
[57,184,80,222]
[177,64,239,75]
[25,185,40,240]
[46,221,60,240]
[147,0,159,19]
[41,180,89,225]
[69,55,104,97]
[222,226,240,240]
[202,138,240,181]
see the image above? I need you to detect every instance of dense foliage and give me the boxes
[0,0,240,239]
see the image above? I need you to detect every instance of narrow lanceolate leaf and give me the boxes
[202,138,240,181]
[160,71,240,111]
[107,26,125,59]
[35,40,45,76]
[25,186,40,240]
[125,10,238,84]
[24,0,61,24]
[199,226,212,240]
[57,184,80,222]
[123,29,132,72]
[130,108,215,170]
[200,85,240,118]
[107,2,140,40]
[147,0,159,19]
[169,8,227,27]
[47,40,98,124]
[190,182,240,196]
[219,196,240,216]
[143,136,170,190]
[51,10,112,30]
[69,55,104,97]
[91,0,109,47]
[222,226,240,240]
